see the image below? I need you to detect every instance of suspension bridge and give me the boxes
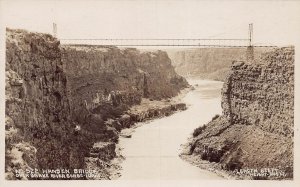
[54,23,277,60]
[56,23,275,48]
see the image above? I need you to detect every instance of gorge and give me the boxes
[5,28,294,180]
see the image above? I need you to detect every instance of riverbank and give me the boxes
[119,87,190,138]
[86,87,191,179]
[179,138,245,180]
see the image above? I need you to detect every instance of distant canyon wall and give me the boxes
[167,48,271,81]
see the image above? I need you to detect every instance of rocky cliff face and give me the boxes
[185,47,294,179]
[5,28,188,180]
[167,48,271,81]
[61,45,188,149]
[5,28,76,179]
[62,45,187,120]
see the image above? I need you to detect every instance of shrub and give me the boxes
[193,124,207,137]
[212,114,220,121]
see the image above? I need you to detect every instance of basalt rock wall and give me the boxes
[222,48,294,136]
[5,28,78,179]
[62,45,188,131]
[188,47,294,179]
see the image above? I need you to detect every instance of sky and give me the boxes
[1,0,300,46]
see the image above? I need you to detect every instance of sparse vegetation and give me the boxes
[193,124,207,137]
[212,114,220,121]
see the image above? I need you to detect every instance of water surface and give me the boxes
[119,79,224,180]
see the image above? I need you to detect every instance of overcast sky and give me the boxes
[1,0,300,46]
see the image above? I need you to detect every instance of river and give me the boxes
[118,79,224,180]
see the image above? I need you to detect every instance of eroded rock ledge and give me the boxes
[181,47,294,180]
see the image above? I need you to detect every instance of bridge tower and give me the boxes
[246,23,254,61]
[53,23,57,38]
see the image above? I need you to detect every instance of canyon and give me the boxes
[5,28,188,179]
[5,28,294,180]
